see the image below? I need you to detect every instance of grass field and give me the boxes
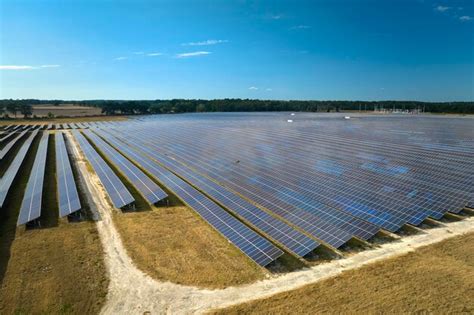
[31,104,102,117]
[113,204,266,289]
[0,221,108,314]
[0,115,127,126]
[0,130,108,314]
[212,232,474,314]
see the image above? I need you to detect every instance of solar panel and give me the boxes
[17,132,49,225]
[105,113,473,238]
[83,130,167,205]
[116,128,379,247]
[72,130,135,209]
[47,124,53,130]
[0,132,17,143]
[90,129,283,266]
[0,130,28,160]
[55,132,82,217]
[95,129,319,257]
[0,130,39,208]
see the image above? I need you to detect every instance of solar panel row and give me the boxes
[83,130,167,205]
[95,129,319,257]
[17,132,49,225]
[72,130,135,209]
[0,130,39,208]
[88,128,283,266]
[55,132,82,217]
[0,131,17,143]
[0,130,28,160]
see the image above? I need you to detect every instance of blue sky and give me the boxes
[0,0,473,101]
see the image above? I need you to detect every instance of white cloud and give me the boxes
[270,14,282,20]
[290,25,311,30]
[175,51,211,58]
[133,51,144,55]
[147,52,163,56]
[114,56,128,61]
[182,39,228,46]
[266,88,273,91]
[0,65,36,70]
[248,86,258,90]
[435,5,450,12]
[459,15,473,21]
[40,64,60,68]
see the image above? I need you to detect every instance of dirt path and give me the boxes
[66,132,474,314]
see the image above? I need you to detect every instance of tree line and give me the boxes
[0,99,473,118]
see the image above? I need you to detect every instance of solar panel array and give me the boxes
[0,130,39,208]
[55,132,82,217]
[1,113,472,267]
[17,132,49,225]
[90,113,473,254]
[83,130,168,205]
[87,128,284,266]
[95,129,319,257]
[72,130,135,209]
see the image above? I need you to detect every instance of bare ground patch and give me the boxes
[212,232,474,314]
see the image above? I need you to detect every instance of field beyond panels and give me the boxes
[32,104,102,117]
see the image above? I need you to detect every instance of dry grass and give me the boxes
[113,206,266,289]
[0,221,108,314]
[213,232,474,314]
[0,115,127,126]
[31,105,102,117]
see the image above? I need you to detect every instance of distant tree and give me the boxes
[20,104,33,118]
[6,103,19,118]
[47,112,55,118]
[196,104,206,112]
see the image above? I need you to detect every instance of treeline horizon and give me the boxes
[1,99,473,116]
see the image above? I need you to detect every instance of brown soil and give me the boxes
[213,232,474,314]
[113,206,266,289]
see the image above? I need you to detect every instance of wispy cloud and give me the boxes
[175,51,211,58]
[133,51,144,55]
[435,5,450,12]
[290,25,311,30]
[265,88,273,91]
[0,64,61,70]
[147,52,163,56]
[40,64,60,68]
[0,65,36,70]
[459,15,473,21]
[114,56,128,61]
[270,14,282,20]
[182,39,228,46]
[248,86,258,90]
